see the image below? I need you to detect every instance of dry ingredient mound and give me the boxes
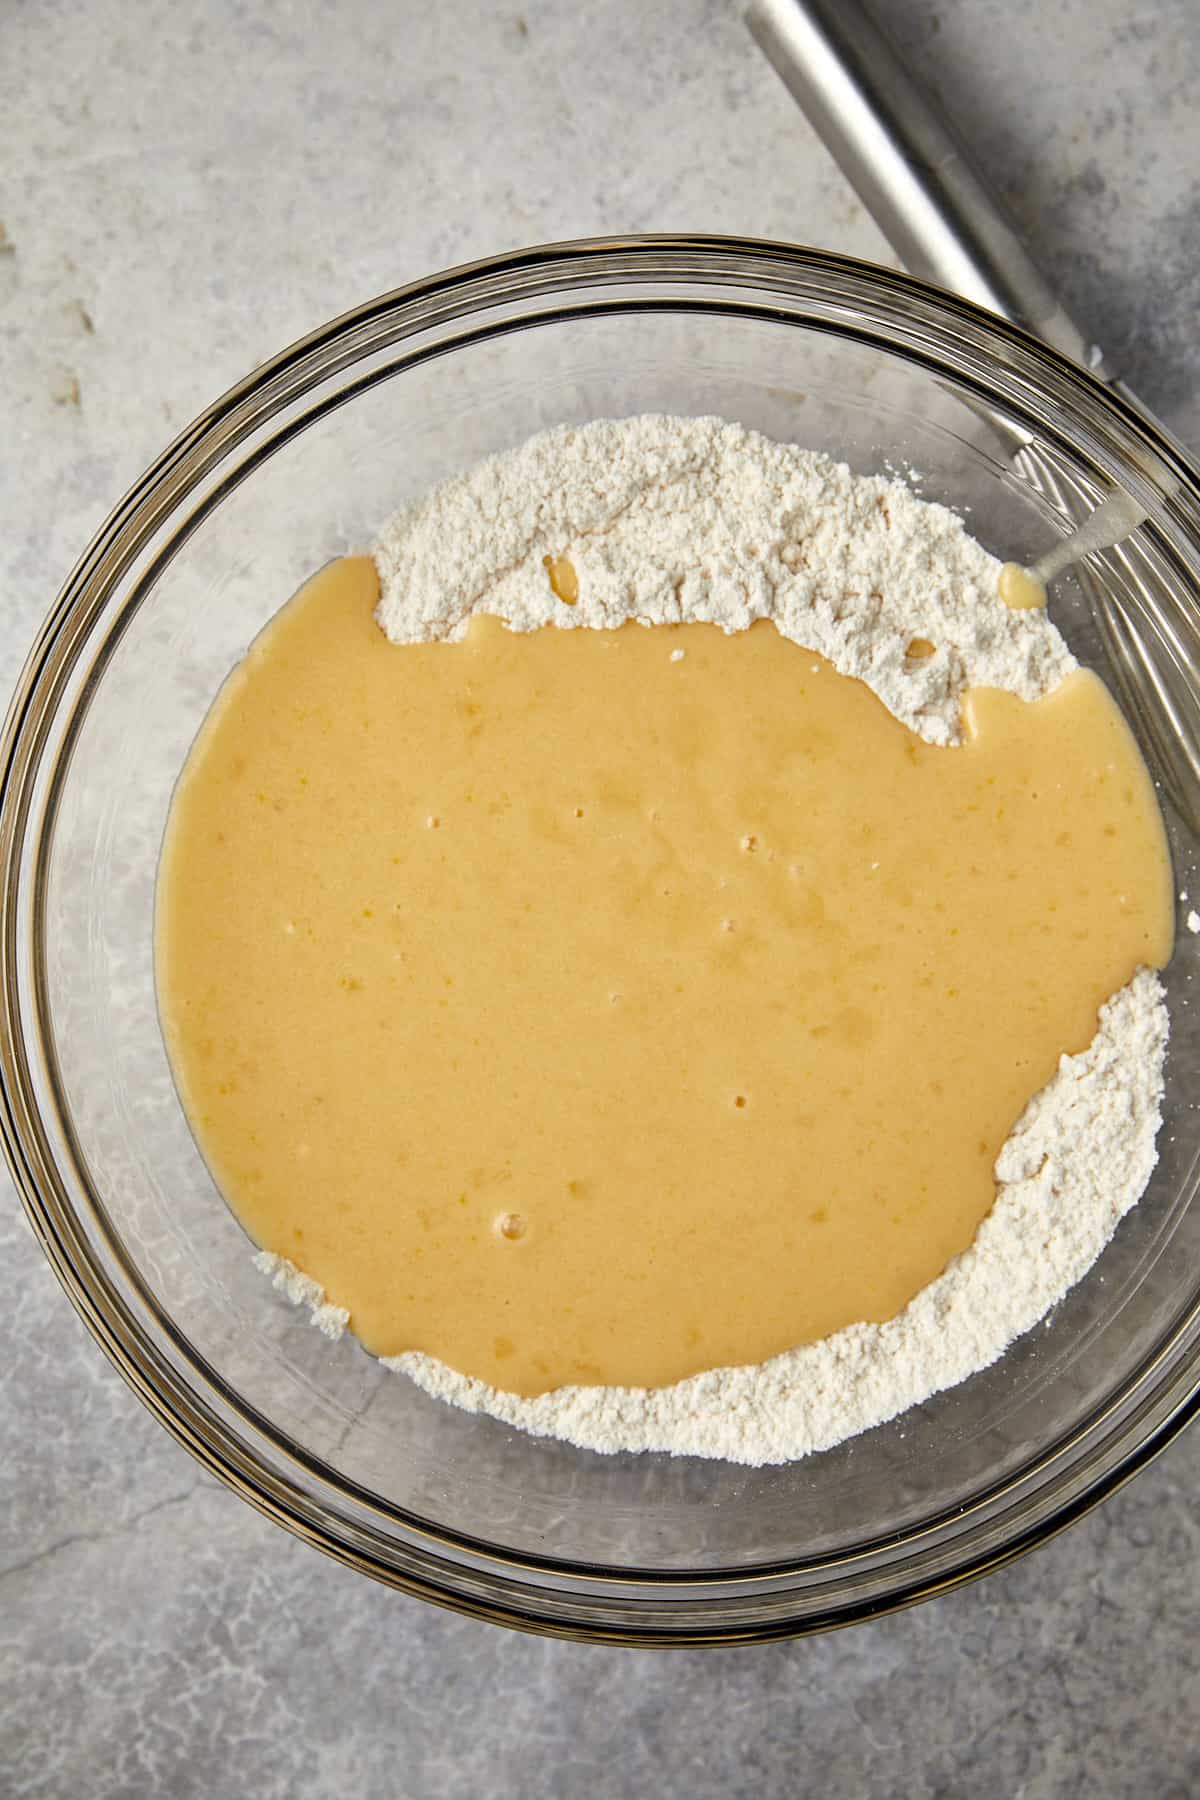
[258,414,1169,1466]
[374,413,1075,744]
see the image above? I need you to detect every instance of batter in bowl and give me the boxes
[155,416,1174,1461]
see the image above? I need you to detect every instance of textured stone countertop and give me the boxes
[3,2,1200,1794]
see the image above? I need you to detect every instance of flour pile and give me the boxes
[259,414,1168,1466]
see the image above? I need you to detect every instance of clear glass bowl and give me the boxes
[5,237,1200,1644]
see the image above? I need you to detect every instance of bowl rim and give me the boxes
[5,232,1200,1643]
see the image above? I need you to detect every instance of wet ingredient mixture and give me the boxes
[158,538,1172,1406]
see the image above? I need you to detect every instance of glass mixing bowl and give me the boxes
[5,238,1200,1645]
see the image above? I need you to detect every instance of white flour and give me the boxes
[374,414,1075,745]
[259,414,1169,1465]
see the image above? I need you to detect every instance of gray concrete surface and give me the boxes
[3,1,1200,1794]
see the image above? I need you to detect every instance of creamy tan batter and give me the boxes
[156,556,1173,1395]
[999,562,1048,610]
